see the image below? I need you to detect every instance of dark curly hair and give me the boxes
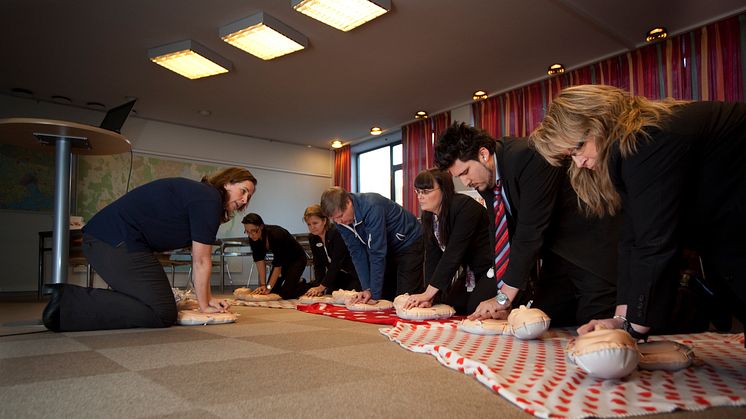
[434,122,496,170]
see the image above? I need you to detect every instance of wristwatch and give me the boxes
[266,283,272,291]
[622,319,649,342]
[495,288,509,306]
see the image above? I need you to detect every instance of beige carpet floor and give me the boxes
[1,296,745,419]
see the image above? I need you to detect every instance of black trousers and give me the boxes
[532,251,617,327]
[273,259,312,299]
[438,271,498,315]
[325,270,362,292]
[701,254,746,347]
[380,238,425,301]
[58,235,177,332]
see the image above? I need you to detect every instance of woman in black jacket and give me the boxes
[403,169,496,314]
[530,84,746,342]
[243,213,310,299]
[303,204,361,296]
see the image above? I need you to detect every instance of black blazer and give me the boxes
[543,163,620,282]
[479,137,619,290]
[424,193,493,291]
[309,225,359,289]
[609,101,746,329]
[478,137,561,290]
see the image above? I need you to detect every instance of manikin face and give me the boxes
[244,223,262,241]
[570,137,599,170]
[416,185,442,214]
[224,180,255,212]
[305,215,327,236]
[330,198,355,225]
[447,147,495,192]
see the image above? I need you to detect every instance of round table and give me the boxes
[0,118,131,288]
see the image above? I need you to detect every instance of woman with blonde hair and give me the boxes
[530,84,746,343]
[302,204,361,296]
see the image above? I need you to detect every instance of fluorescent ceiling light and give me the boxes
[148,40,232,80]
[220,12,308,60]
[292,0,390,32]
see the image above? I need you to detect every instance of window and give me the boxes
[357,143,403,205]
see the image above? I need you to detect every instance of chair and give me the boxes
[156,251,193,287]
[293,233,315,283]
[158,246,235,292]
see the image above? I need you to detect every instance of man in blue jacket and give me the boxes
[320,187,424,305]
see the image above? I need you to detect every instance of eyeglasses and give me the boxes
[569,130,590,157]
[245,227,260,236]
[414,188,440,197]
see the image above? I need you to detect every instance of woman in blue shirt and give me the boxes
[42,167,257,332]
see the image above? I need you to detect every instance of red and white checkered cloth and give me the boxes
[381,322,746,418]
[296,302,463,325]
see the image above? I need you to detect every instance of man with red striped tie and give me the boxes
[434,122,619,326]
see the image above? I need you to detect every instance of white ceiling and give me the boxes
[2,0,745,149]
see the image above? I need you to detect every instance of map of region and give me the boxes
[0,144,55,211]
[76,153,222,220]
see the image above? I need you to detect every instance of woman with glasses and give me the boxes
[302,204,361,296]
[530,84,746,343]
[42,167,257,332]
[402,168,496,314]
[243,213,312,299]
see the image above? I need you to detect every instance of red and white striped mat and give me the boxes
[381,322,746,418]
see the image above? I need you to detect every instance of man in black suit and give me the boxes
[434,122,619,326]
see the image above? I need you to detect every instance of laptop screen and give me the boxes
[99,99,136,133]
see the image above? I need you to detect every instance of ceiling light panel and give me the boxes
[292,0,391,32]
[220,12,308,60]
[148,40,232,79]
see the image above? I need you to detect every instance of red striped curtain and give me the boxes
[333,145,351,191]
[402,112,451,214]
[474,13,746,137]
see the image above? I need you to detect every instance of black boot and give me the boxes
[42,284,64,332]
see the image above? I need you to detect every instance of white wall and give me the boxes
[0,95,333,292]
[450,104,473,126]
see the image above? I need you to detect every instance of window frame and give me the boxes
[355,141,403,205]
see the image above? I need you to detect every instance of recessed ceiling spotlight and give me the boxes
[86,102,106,109]
[370,127,382,135]
[415,110,428,119]
[11,88,34,98]
[51,95,72,104]
[547,63,565,76]
[198,109,212,116]
[645,27,668,43]
[472,90,488,101]
[331,140,343,149]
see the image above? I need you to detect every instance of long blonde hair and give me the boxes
[529,84,685,216]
